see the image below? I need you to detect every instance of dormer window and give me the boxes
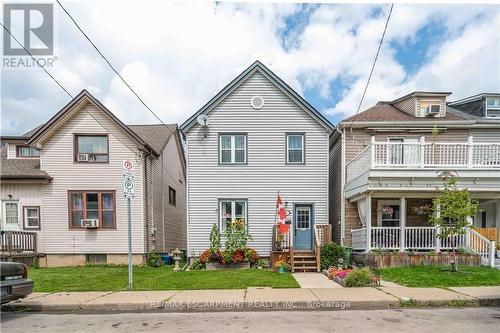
[486,97,500,118]
[17,146,40,157]
[420,102,441,117]
[74,134,109,163]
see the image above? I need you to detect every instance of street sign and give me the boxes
[123,160,135,199]
[122,160,134,290]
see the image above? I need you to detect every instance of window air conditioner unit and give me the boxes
[77,153,89,162]
[424,105,440,117]
[81,219,99,228]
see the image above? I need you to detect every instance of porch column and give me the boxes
[419,136,425,168]
[467,136,473,168]
[435,204,441,253]
[400,197,406,252]
[366,193,372,252]
[465,216,473,248]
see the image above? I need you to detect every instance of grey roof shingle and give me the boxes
[0,158,51,179]
[128,124,177,154]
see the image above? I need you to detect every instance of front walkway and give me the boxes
[292,273,342,288]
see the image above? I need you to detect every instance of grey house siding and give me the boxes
[147,134,187,253]
[471,128,500,142]
[329,136,342,244]
[185,71,330,256]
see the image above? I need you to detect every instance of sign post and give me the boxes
[122,160,135,290]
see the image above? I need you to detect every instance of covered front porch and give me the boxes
[350,194,498,267]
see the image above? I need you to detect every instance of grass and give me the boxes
[379,265,500,288]
[28,265,299,292]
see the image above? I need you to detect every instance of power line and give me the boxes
[349,3,394,131]
[0,22,73,99]
[0,22,142,155]
[56,0,166,126]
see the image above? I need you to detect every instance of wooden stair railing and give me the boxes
[313,225,332,273]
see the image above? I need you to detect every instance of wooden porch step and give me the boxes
[293,254,316,259]
[293,260,316,264]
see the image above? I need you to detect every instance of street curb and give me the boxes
[4,298,498,313]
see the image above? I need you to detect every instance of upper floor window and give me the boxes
[68,191,115,229]
[286,134,305,164]
[486,97,500,118]
[17,146,40,157]
[23,206,40,230]
[75,135,109,163]
[219,134,246,164]
[168,186,176,206]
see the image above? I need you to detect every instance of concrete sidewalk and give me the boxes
[3,286,500,312]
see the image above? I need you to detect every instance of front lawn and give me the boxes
[379,266,500,288]
[28,265,299,292]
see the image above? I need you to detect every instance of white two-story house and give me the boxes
[0,90,186,266]
[180,61,334,270]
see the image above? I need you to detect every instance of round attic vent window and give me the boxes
[251,96,264,110]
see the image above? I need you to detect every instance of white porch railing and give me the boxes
[352,226,496,267]
[346,137,500,183]
[469,229,495,267]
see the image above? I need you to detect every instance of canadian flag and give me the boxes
[276,193,287,223]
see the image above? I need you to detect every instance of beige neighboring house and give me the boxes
[0,90,186,267]
[330,91,500,267]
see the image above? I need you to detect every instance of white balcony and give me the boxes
[345,137,500,198]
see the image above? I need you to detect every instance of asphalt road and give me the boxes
[2,307,500,333]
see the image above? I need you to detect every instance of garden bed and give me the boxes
[352,252,480,269]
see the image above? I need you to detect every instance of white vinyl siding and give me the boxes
[186,70,329,256]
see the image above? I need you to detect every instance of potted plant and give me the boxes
[277,261,291,273]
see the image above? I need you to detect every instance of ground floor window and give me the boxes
[377,200,400,227]
[219,199,247,232]
[68,191,116,229]
[23,206,40,229]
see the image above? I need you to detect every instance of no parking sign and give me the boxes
[123,160,135,198]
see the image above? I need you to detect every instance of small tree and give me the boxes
[428,176,478,271]
[209,224,221,255]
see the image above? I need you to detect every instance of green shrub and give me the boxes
[344,268,372,287]
[147,252,163,267]
[189,258,204,270]
[320,243,346,270]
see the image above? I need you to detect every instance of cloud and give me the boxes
[1,2,498,135]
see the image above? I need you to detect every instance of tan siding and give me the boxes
[186,71,330,256]
[0,184,44,250]
[40,102,145,254]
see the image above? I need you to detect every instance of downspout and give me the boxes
[340,126,346,246]
[144,153,150,259]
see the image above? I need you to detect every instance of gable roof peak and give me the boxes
[180,60,334,132]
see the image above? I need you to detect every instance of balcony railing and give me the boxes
[346,137,500,183]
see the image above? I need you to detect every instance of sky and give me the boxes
[1,1,499,135]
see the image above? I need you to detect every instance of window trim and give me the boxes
[16,145,40,158]
[73,134,110,164]
[286,133,305,164]
[23,206,41,230]
[67,190,116,230]
[168,186,176,206]
[218,133,247,165]
[485,97,500,118]
[218,198,248,232]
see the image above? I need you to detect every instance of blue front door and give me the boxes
[294,205,313,250]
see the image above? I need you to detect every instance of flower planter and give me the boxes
[206,262,250,270]
[351,252,481,269]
